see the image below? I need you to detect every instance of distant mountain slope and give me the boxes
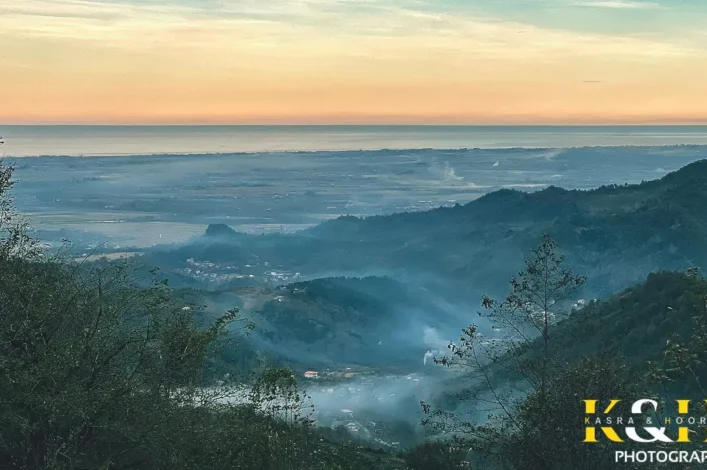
[193,276,466,369]
[306,159,707,274]
[551,271,704,368]
[431,271,705,418]
[154,159,707,300]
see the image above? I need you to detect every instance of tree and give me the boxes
[404,441,469,470]
[474,358,646,470]
[648,268,707,419]
[478,234,586,398]
[0,255,242,468]
[432,235,585,421]
[0,162,40,261]
[423,235,600,469]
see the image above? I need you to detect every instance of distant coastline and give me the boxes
[3,144,707,161]
[8,144,707,248]
[2,125,707,157]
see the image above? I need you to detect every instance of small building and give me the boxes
[304,371,319,379]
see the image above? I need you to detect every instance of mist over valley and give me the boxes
[7,143,707,452]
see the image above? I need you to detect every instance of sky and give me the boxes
[1,0,706,124]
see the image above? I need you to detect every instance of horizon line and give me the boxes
[3,122,707,127]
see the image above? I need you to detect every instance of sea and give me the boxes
[2,125,707,157]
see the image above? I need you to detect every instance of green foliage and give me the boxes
[0,162,40,260]
[250,366,315,426]
[422,237,658,470]
[479,234,586,393]
[646,268,707,402]
[404,441,469,470]
[0,163,404,470]
[433,235,586,423]
[473,358,647,470]
[0,257,236,468]
[551,270,707,370]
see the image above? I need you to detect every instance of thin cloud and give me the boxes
[574,1,660,9]
[0,0,696,60]
[2,0,707,125]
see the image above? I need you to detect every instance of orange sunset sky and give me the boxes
[1,0,707,124]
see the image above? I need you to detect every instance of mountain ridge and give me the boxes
[186,160,707,299]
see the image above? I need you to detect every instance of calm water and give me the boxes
[2,125,707,157]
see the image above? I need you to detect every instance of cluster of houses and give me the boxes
[175,257,302,286]
[303,369,358,380]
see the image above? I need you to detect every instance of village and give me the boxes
[300,368,429,449]
[176,257,301,286]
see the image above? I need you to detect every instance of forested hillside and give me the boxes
[148,159,707,301]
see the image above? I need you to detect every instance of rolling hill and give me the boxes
[151,159,707,299]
